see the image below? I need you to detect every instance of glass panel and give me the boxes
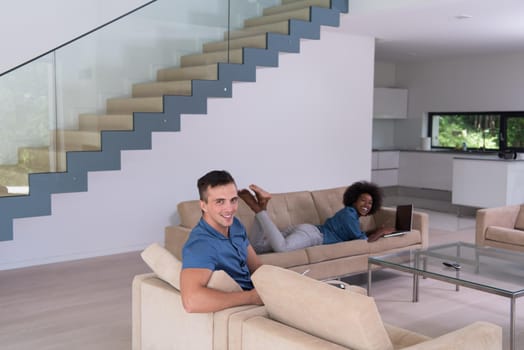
[0,0,289,197]
[0,0,233,197]
[506,116,524,148]
[0,53,56,194]
[431,114,500,150]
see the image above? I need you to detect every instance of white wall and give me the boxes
[0,21,375,269]
[395,51,524,149]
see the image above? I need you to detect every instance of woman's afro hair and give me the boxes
[342,181,383,215]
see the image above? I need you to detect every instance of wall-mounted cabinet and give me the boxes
[373,87,408,119]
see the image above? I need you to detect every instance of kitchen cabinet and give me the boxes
[371,151,399,187]
[373,87,408,119]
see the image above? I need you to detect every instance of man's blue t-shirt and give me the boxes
[319,206,367,244]
[182,217,254,290]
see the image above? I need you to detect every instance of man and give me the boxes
[180,170,263,313]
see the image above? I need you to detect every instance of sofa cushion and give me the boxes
[310,187,346,223]
[177,200,202,229]
[515,205,524,230]
[258,249,310,269]
[266,191,321,228]
[306,239,370,263]
[486,226,524,247]
[368,230,423,254]
[141,243,241,292]
[252,265,393,350]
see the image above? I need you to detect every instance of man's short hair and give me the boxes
[197,170,236,201]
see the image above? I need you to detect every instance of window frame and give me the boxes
[428,111,524,152]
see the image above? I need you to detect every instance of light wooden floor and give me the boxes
[3,210,516,350]
[0,251,150,350]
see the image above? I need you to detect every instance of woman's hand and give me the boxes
[367,226,396,242]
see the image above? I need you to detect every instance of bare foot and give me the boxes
[249,184,272,210]
[238,189,262,213]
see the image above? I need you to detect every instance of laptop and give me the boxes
[383,204,413,238]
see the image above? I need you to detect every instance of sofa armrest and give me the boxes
[132,273,156,350]
[165,225,191,261]
[242,316,349,350]
[412,211,429,249]
[133,274,217,350]
[476,205,521,246]
[383,323,430,348]
[401,321,501,350]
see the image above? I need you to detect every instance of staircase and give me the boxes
[0,0,349,241]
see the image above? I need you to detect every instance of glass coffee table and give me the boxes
[368,241,524,350]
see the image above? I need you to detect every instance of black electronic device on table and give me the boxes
[383,204,413,238]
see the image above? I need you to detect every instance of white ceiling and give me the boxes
[343,0,524,63]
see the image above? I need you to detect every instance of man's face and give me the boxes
[200,182,238,236]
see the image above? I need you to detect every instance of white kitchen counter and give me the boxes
[451,157,524,208]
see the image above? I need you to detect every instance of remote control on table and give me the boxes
[442,261,461,270]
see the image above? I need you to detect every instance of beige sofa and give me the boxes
[165,186,429,280]
[132,244,502,350]
[476,204,524,252]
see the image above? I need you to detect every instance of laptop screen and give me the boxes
[395,204,413,231]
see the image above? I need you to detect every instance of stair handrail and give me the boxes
[0,0,157,78]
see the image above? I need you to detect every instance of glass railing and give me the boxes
[0,0,280,197]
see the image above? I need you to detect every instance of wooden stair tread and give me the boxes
[180,49,244,67]
[244,8,310,27]
[106,96,164,114]
[78,114,134,131]
[224,21,290,40]
[203,34,268,53]
[264,0,330,16]
[156,64,218,82]
[132,80,193,97]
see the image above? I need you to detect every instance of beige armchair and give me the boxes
[476,204,524,252]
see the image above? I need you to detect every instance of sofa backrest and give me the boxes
[176,186,380,239]
[177,190,322,239]
[310,186,346,223]
[515,205,524,230]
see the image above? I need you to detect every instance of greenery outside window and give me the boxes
[428,112,524,152]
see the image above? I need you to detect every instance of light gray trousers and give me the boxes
[250,211,323,253]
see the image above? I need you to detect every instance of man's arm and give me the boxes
[246,244,262,273]
[180,268,263,313]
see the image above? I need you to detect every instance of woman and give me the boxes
[238,181,395,253]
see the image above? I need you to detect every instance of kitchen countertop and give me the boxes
[372,148,499,156]
[453,157,524,162]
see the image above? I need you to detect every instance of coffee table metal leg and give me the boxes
[412,273,419,302]
[412,253,420,302]
[510,297,516,350]
[367,263,372,296]
[455,269,460,291]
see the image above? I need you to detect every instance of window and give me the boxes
[428,112,524,152]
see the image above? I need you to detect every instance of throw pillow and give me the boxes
[141,242,182,289]
[207,270,242,292]
[252,265,393,350]
[140,243,241,292]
